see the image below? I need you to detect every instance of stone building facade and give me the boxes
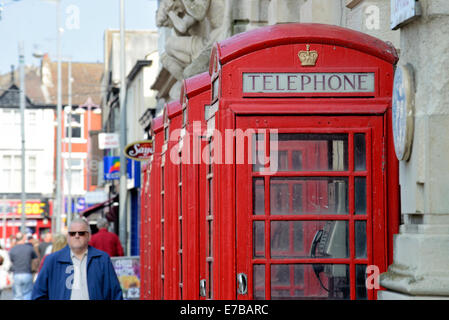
[378,0,449,299]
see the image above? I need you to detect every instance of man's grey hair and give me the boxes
[97,218,109,229]
[68,217,91,233]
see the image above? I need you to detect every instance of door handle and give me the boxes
[199,279,207,297]
[237,273,247,295]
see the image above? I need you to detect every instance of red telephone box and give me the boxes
[145,115,163,300]
[142,74,212,300]
[208,23,399,300]
[162,101,183,299]
[140,161,149,299]
[178,72,211,299]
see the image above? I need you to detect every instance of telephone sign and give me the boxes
[243,72,375,94]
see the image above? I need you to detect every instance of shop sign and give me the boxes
[98,133,120,150]
[124,140,153,161]
[1,200,50,218]
[103,156,132,180]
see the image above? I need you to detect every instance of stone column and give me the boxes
[378,0,449,299]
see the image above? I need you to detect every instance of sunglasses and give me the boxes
[68,231,88,237]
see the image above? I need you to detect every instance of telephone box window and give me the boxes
[271,220,349,259]
[270,134,348,172]
[354,133,366,171]
[271,264,351,300]
[355,264,368,300]
[252,133,266,172]
[355,177,367,215]
[270,221,304,258]
[269,264,351,300]
[253,264,265,300]
[270,178,348,215]
[252,178,265,215]
[253,221,265,258]
[271,264,305,299]
[355,221,367,259]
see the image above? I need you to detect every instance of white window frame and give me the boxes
[62,153,86,195]
[64,112,86,143]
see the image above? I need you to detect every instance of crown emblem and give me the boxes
[298,45,318,66]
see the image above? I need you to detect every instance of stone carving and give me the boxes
[156,0,231,100]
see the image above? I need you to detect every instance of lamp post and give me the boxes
[19,41,26,234]
[33,0,63,233]
[66,58,73,227]
[118,0,128,254]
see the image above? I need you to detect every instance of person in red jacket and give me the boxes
[89,218,124,257]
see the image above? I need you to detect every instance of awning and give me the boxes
[80,194,119,218]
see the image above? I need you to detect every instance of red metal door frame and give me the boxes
[180,72,210,299]
[235,114,384,300]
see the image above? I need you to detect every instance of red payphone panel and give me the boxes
[179,72,211,299]
[236,115,383,300]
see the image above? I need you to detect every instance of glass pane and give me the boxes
[253,265,265,300]
[271,221,349,259]
[253,178,265,215]
[71,127,81,138]
[208,262,213,299]
[271,264,349,300]
[354,134,366,171]
[270,133,348,171]
[28,156,37,167]
[355,221,367,259]
[252,133,265,172]
[271,221,303,258]
[356,264,368,300]
[3,155,11,167]
[208,179,213,215]
[208,220,213,256]
[270,177,348,215]
[253,221,265,258]
[355,177,366,215]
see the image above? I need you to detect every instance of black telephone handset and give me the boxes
[309,229,324,278]
[310,223,334,293]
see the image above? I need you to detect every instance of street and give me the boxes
[0,288,13,300]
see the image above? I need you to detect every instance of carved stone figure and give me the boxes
[155,0,231,100]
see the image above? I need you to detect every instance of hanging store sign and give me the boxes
[103,156,132,180]
[98,133,120,150]
[242,72,375,95]
[391,0,422,30]
[124,140,153,161]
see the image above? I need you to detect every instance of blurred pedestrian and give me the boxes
[37,233,67,273]
[27,234,40,274]
[38,232,52,263]
[32,218,123,300]
[89,218,124,257]
[0,245,12,297]
[8,232,38,300]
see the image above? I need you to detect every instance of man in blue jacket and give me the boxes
[32,218,123,300]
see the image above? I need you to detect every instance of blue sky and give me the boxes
[0,0,158,75]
